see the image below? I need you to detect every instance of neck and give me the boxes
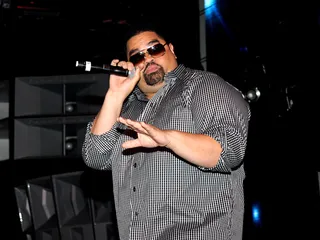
[145,92,156,100]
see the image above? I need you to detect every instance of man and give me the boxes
[82,22,251,240]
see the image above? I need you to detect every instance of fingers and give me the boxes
[110,59,140,80]
[118,117,148,134]
[140,122,156,135]
[111,59,120,66]
[111,59,135,71]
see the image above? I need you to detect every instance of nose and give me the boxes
[143,51,154,63]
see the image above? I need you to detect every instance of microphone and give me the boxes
[75,61,135,78]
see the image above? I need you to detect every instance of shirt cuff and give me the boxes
[198,130,231,173]
[86,121,121,154]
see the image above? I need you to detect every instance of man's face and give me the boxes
[126,31,178,89]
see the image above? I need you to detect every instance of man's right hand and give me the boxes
[90,59,140,135]
[107,59,141,101]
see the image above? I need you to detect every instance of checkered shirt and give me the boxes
[82,64,251,240]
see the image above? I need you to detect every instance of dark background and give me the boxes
[0,0,319,239]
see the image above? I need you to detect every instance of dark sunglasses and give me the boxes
[129,43,168,65]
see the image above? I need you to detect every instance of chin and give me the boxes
[146,77,163,86]
[144,70,165,86]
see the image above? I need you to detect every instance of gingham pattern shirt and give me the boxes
[82,64,251,240]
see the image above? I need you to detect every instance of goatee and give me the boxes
[144,63,165,86]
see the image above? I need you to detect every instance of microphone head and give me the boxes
[128,68,136,79]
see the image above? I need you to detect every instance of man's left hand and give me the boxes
[117,117,171,149]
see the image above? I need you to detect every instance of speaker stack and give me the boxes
[1,70,120,239]
[13,73,109,160]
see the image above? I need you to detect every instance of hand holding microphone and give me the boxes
[76,59,141,100]
[107,59,141,100]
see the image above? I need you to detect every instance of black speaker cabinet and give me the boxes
[14,185,34,240]
[14,170,119,240]
[52,171,94,240]
[14,73,109,117]
[27,176,60,240]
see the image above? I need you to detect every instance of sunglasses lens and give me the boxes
[130,53,145,65]
[148,44,166,57]
[129,43,167,65]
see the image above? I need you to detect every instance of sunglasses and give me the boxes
[129,42,168,65]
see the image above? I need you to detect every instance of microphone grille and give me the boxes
[128,68,136,79]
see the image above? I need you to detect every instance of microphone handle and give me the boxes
[101,64,129,77]
[76,61,135,78]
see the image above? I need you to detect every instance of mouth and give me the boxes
[145,64,160,74]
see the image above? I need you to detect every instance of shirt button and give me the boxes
[133,187,136,192]
[133,163,137,168]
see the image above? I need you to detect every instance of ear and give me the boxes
[169,43,177,59]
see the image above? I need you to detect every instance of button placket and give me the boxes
[130,154,141,221]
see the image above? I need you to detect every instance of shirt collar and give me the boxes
[164,64,186,82]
